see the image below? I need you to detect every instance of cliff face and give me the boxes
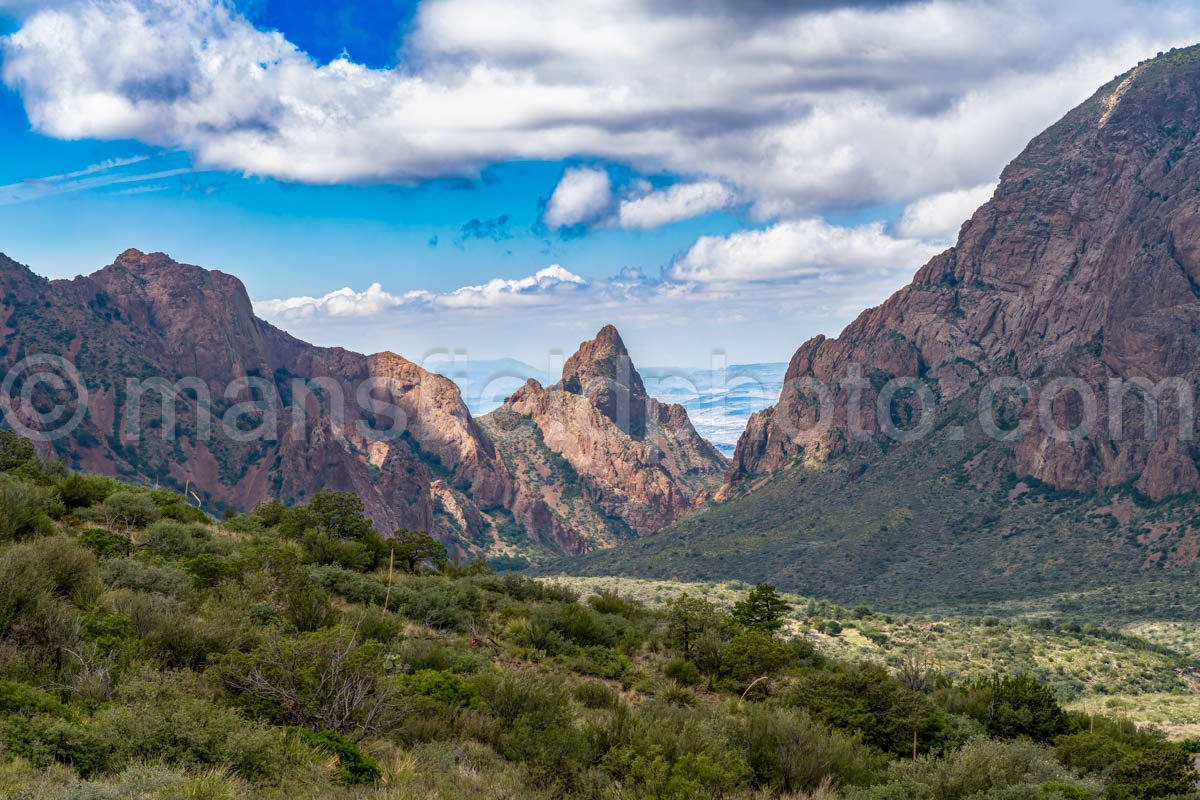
[480,326,727,547]
[726,46,1200,502]
[0,249,587,556]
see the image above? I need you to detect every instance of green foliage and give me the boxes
[76,527,132,559]
[100,490,161,530]
[391,528,449,573]
[1056,718,1197,800]
[742,704,884,792]
[785,662,948,756]
[663,657,702,685]
[57,473,118,509]
[307,489,376,540]
[952,674,1071,743]
[0,429,35,472]
[213,627,390,734]
[102,556,192,597]
[0,473,55,539]
[144,520,213,559]
[720,630,798,684]
[666,592,725,658]
[183,553,235,587]
[0,460,1189,800]
[0,679,72,718]
[293,728,382,785]
[732,584,791,634]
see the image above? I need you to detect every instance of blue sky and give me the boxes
[1,0,1198,367]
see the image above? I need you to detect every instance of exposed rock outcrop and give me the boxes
[0,249,588,555]
[480,326,726,547]
[725,46,1200,502]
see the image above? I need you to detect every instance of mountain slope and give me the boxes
[560,46,1200,614]
[478,326,727,548]
[726,45,1200,502]
[0,254,725,559]
[0,249,588,555]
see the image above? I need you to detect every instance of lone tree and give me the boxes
[307,489,375,540]
[666,593,725,657]
[732,583,790,635]
[391,529,448,573]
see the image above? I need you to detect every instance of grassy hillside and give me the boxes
[550,576,1200,740]
[1,428,1199,799]
[555,394,1200,619]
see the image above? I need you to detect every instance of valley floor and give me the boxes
[548,576,1200,740]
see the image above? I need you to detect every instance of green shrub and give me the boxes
[720,631,798,684]
[57,473,117,509]
[871,736,1097,800]
[952,674,1071,743]
[742,704,883,792]
[0,429,36,472]
[101,557,191,598]
[391,578,480,631]
[293,728,381,785]
[0,714,106,776]
[92,671,297,782]
[401,669,479,708]
[77,527,132,559]
[183,553,235,587]
[212,627,391,734]
[0,679,72,718]
[307,564,387,605]
[100,491,161,530]
[785,662,948,756]
[573,680,619,709]
[663,658,702,686]
[143,520,213,559]
[0,473,54,540]
[301,530,376,571]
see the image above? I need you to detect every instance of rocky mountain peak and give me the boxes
[725,45,1200,501]
[559,324,649,437]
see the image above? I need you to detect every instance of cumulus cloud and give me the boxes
[542,167,613,229]
[255,264,589,320]
[543,168,737,231]
[3,0,1198,215]
[616,180,735,230]
[670,218,939,284]
[896,182,997,242]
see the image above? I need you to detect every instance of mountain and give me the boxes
[0,250,710,556]
[725,46,1200,502]
[477,325,727,548]
[559,46,1200,615]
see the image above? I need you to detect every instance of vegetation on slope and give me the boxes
[558,394,1200,619]
[0,429,1196,799]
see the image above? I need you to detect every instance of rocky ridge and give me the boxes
[479,325,727,547]
[725,46,1200,503]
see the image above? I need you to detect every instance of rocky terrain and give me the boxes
[479,325,727,548]
[0,252,725,559]
[725,46,1200,503]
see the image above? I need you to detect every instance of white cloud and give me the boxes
[3,0,1198,214]
[542,167,612,229]
[670,218,940,284]
[616,180,735,230]
[255,264,589,321]
[896,182,997,241]
[0,154,191,205]
[440,264,588,308]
